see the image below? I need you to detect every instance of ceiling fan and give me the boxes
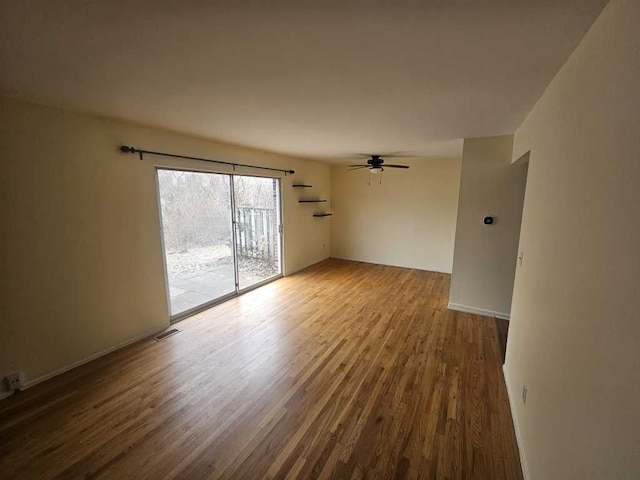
[347,154,410,174]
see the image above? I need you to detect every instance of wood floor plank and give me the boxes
[0,258,523,479]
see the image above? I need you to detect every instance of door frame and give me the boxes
[154,166,284,324]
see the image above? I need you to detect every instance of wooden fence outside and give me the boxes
[236,207,279,261]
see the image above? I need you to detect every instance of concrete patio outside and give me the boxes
[167,258,280,316]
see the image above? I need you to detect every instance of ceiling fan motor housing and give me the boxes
[347,154,408,172]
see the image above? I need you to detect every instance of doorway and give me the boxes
[156,169,282,320]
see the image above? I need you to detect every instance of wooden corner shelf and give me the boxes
[313,213,332,217]
[299,199,327,203]
[292,184,313,188]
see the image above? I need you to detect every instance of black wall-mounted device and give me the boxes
[483,215,495,226]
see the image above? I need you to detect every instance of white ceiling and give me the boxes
[0,0,607,162]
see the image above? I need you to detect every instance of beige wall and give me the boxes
[330,158,461,273]
[449,135,528,318]
[505,0,640,478]
[0,97,330,395]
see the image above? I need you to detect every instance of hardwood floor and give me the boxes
[0,259,523,479]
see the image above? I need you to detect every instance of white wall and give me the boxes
[330,158,461,273]
[449,135,528,319]
[505,0,640,478]
[0,97,330,395]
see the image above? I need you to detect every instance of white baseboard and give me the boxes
[1,324,166,400]
[503,365,531,480]
[447,302,510,320]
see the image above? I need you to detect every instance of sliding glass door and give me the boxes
[157,169,282,319]
[233,175,282,290]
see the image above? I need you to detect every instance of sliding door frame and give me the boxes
[154,166,284,324]
[233,174,284,294]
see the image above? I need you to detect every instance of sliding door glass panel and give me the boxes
[233,176,282,289]
[157,169,235,316]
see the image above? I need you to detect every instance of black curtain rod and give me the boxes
[119,146,295,175]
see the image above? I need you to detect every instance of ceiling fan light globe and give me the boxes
[370,167,383,174]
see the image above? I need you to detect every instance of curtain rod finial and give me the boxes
[120,145,143,159]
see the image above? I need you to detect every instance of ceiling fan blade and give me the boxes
[348,164,368,167]
[347,166,370,171]
[384,164,410,169]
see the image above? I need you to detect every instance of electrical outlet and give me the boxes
[522,385,528,404]
[5,372,22,392]
[518,251,524,267]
